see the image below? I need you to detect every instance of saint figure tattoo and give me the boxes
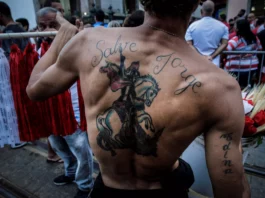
[96,47,163,157]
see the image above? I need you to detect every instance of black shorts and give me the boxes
[89,158,194,198]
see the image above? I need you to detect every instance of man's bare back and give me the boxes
[27,6,250,198]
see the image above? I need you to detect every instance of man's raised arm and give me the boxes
[204,80,250,198]
[27,13,83,100]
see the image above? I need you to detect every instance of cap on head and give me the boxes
[202,0,215,16]
[140,0,200,18]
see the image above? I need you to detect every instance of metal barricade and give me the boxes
[222,51,265,87]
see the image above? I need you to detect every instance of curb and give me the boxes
[0,176,38,198]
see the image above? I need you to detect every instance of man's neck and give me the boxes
[143,13,189,38]
[4,18,15,27]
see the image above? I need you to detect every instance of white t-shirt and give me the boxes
[185,17,229,67]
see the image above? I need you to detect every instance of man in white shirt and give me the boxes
[185,0,228,67]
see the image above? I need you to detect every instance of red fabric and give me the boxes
[9,42,87,141]
[9,44,29,141]
[229,31,236,40]
[40,42,79,136]
[243,116,257,136]
[253,110,265,126]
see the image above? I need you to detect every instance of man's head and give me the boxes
[139,0,199,18]
[229,18,234,28]
[123,10,144,27]
[219,14,226,22]
[16,18,29,31]
[247,13,255,23]
[0,2,12,26]
[43,0,64,14]
[201,0,215,17]
[95,10,105,22]
[36,7,59,32]
[238,9,246,17]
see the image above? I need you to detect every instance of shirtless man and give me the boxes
[27,0,250,197]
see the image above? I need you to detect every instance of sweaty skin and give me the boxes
[27,13,250,197]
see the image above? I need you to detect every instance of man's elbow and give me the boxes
[26,85,45,101]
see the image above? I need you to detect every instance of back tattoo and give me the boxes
[96,47,163,157]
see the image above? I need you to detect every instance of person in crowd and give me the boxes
[82,16,93,28]
[247,13,256,30]
[252,17,265,35]
[93,10,107,27]
[43,0,64,14]
[229,18,236,39]
[36,7,93,198]
[237,9,246,20]
[107,21,121,28]
[185,0,228,67]
[27,0,250,197]
[123,10,144,27]
[225,19,262,88]
[219,14,229,29]
[258,19,265,82]
[258,18,265,49]
[0,2,29,59]
[15,18,29,31]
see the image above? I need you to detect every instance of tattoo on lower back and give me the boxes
[220,133,234,174]
[96,47,163,157]
[154,53,202,95]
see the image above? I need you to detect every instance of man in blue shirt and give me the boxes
[93,10,107,27]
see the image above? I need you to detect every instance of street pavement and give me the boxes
[0,142,264,198]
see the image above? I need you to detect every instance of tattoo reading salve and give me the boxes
[154,53,202,95]
[220,133,233,174]
[91,35,138,67]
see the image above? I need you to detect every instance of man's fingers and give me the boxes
[76,19,80,28]
[56,12,68,25]
[79,21,84,31]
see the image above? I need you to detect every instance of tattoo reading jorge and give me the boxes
[154,53,202,95]
[96,47,163,157]
[220,133,233,174]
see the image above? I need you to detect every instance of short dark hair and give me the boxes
[228,18,234,23]
[140,0,199,17]
[43,0,60,7]
[256,17,265,26]
[95,10,105,22]
[16,18,29,30]
[123,10,144,27]
[0,2,12,18]
[220,14,226,21]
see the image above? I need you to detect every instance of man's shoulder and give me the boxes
[200,69,240,104]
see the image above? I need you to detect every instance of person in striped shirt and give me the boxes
[225,19,262,87]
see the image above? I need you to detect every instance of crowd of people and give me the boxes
[0,0,256,197]
[186,3,265,88]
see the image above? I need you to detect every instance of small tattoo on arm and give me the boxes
[220,133,234,175]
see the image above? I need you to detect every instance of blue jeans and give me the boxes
[48,129,94,191]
